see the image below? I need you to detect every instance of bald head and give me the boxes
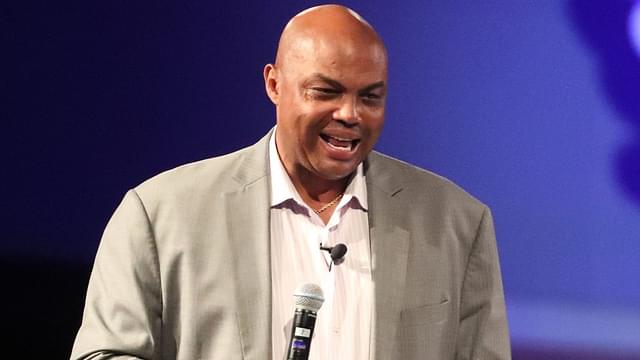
[275,5,387,69]
[263,5,388,189]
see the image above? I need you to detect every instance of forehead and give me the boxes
[284,35,387,84]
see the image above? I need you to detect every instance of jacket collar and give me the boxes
[224,130,273,359]
[365,152,411,359]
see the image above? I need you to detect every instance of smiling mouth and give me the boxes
[320,134,361,151]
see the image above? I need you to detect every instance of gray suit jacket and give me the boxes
[71,130,510,359]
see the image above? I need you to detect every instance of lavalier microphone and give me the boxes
[319,243,348,268]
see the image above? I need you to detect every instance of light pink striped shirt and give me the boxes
[269,130,373,360]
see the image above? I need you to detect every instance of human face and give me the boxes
[267,38,387,184]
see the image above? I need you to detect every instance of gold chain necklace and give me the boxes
[313,193,344,214]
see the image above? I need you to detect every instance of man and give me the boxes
[71,5,510,360]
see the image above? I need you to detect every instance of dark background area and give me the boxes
[3,0,639,358]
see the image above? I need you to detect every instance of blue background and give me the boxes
[3,0,639,358]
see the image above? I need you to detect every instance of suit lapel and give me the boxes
[365,152,411,360]
[223,132,273,359]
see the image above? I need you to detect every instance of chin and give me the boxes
[317,163,360,181]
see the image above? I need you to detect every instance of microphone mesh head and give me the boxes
[330,244,348,261]
[293,283,324,311]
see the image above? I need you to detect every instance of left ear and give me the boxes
[263,63,280,105]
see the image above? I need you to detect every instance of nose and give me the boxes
[333,95,360,126]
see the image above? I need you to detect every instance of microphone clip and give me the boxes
[320,243,348,269]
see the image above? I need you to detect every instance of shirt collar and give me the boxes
[268,127,368,211]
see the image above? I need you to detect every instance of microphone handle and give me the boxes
[286,308,318,360]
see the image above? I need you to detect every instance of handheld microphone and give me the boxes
[320,243,348,266]
[286,283,325,360]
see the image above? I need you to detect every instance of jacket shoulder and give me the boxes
[132,143,264,210]
[368,151,487,212]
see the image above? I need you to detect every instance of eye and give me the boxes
[362,92,383,105]
[311,87,339,94]
[306,87,341,100]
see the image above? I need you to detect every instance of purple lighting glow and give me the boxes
[630,1,640,57]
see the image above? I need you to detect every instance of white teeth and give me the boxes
[321,134,359,151]
[324,134,355,142]
[327,142,350,150]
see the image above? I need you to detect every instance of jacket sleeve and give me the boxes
[456,207,511,359]
[70,190,162,360]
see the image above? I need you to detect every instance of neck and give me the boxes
[289,167,349,204]
[289,170,349,225]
